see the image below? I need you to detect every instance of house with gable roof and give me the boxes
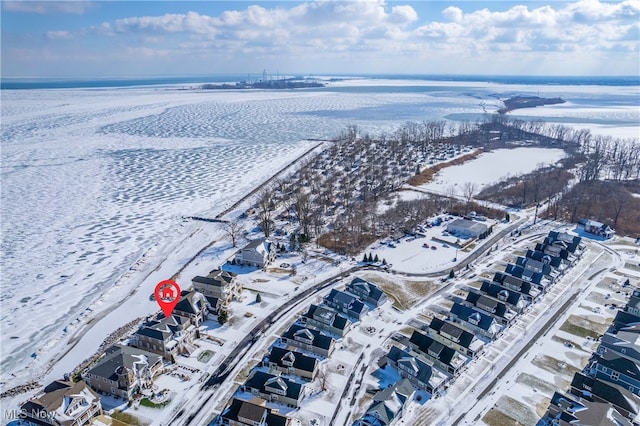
[241,371,307,408]
[279,324,335,358]
[235,238,276,268]
[264,346,319,381]
[463,291,517,326]
[83,344,163,400]
[384,346,447,394]
[492,272,541,302]
[346,277,388,307]
[20,380,102,426]
[448,303,503,340]
[544,390,633,426]
[588,353,640,396]
[357,378,414,426]
[407,330,469,375]
[192,269,241,312]
[220,397,291,426]
[427,317,484,358]
[570,372,640,423]
[134,315,197,361]
[324,289,369,321]
[300,304,353,338]
[173,290,209,326]
[478,281,529,313]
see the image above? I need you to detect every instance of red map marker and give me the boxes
[154,279,181,318]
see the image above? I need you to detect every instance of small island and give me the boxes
[498,95,565,114]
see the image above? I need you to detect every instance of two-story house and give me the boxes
[173,290,209,326]
[192,269,241,312]
[235,239,276,269]
[385,346,447,394]
[357,379,414,426]
[427,317,484,358]
[20,380,102,426]
[448,303,503,340]
[324,289,369,321]
[407,330,469,376]
[346,278,388,307]
[279,324,335,358]
[264,346,319,381]
[300,304,352,338]
[220,397,291,426]
[134,315,197,362]
[241,371,306,408]
[83,344,163,400]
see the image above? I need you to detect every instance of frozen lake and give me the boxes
[0,77,638,384]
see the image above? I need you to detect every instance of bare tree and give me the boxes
[462,181,478,203]
[257,188,275,237]
[224,221,243,248]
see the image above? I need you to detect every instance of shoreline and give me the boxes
[0,139,330,397]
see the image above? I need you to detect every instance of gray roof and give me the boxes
[87,345,162,382]
[267,346,319,374]
[243,370,304,400]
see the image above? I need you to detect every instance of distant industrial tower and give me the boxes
[262,69,267,82]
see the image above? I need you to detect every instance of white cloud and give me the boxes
[2,0,94,14]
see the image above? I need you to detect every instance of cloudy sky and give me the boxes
[2,0,638,78]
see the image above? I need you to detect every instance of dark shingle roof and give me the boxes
[428,317,474,348]
[243,371,304,400]
[450,303,496,331]
[571,372,639,416]
[282,324,334,351]
[267,346,319,374]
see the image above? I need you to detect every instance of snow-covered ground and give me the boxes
[422,147,566,196]
[1,77,637,394]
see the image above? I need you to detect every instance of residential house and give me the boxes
[613,310,640,332]
[544,390,633,426]
[525,249,564,269]
[597,329,640,364]
[83,345,163,401]
[357,378,414,426]
[504,264,547,290]
[407,330,468,375]
[463,292,516,326]
[492,272,541,302]
[446,218,488,239]
[20,380,102,426]
[220,397,291,426]
[582,219,615,239]
[134,315,197,362]
[192,269,241,312]
[173,290,209,326]
[235,239,276,268]
[300,304,352,338]
[478,281,529,313]
[324,289,369,321]
[241,371,306,408]
[589,353,640,396]
[546,231,583,254]
[427,317,484,358]
[384,346,447,394]
[515,256,557,280]
[264,346,319,381]
[448,303,503,340]
[279,324,335,358]
[570,372,640,423]
[346,278,388,307]
[627,289,640,317]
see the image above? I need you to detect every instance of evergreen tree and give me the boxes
[363,254,368,263]
[382,258,387,265]
[256,293,262,303]
[505,212,511,222]
[374,254,379,263]
[367,253,373,262]
[449,269,455,279]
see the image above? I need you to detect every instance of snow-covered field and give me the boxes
[422,147,566,195]
[1,78,638,390]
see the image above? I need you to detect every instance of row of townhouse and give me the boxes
[544,288,640,425]
[221,278,389,426]
[377,230,585,418]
